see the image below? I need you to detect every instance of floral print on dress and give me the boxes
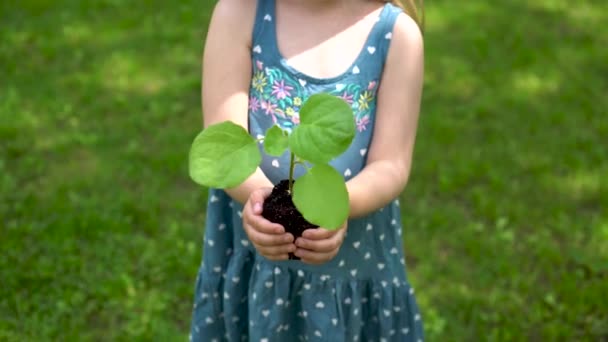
[249,60,378,133]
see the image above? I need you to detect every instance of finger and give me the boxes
[301,227,338,240]
[249,188,273,214]
[294,248,336,265]
[246,224,294,247]
[248,214,285,234]
[295,236,341,253]
[257,243,296,257]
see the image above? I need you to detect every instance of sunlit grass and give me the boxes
[1,0,606,341]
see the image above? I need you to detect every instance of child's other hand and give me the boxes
[243,188,296,261]
[294,222,348,265]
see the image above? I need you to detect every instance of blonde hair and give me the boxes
[385,0,425,32]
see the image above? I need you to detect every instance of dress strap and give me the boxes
[373,4,404,63]
[252,0,277,52]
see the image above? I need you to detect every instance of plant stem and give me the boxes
[288,152,295,193]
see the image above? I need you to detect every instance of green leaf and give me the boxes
[263,125,288,156]
[289,93,355,164]
[292,164,349,229]
[188,121,260,188]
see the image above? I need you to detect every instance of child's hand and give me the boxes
[294,222,348,265]
[243,188,296,261]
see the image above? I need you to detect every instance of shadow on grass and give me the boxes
[403,0,607,340]
[0,0,606,340]
[1,2,213,340]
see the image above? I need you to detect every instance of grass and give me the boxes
[1,0,606,341]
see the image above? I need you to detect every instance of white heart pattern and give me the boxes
[264,14,272,21]
[218,223,226,231]
[344,168,352,177]
[253,45,262,54]
[360,148,367,156]
[335,83,346,91]
[262,310,270,317]
[385,32,393,40]
[367,46,376,54]
[366,223,373,231]
[271,159,280,168]
[352,66,360,74]
[377,263,385,270]
[299,79,307,87]
[350,269,358,277]
[353,241,360,249]
[210,195,219,203]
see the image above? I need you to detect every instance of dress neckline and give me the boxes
[267,1,390,85]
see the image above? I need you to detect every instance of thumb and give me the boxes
[250,187,272,214]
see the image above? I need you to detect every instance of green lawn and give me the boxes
[1,0,606,341]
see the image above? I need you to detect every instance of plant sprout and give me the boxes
[188,93,355,229]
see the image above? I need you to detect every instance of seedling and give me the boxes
[188,93,355,231]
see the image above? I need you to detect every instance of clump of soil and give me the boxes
[262,179,318,260]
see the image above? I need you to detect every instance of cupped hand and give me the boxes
[242,188,296,261]
[294,221,348,265]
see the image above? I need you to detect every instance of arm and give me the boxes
[202,0,273,205]
[346,14,424,218]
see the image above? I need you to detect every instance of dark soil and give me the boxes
[262,179,318,260]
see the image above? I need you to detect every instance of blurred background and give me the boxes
[1,0,606,341]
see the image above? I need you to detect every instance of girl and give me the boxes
[191,0,424,340]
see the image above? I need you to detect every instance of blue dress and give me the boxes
[190,1,424,341]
